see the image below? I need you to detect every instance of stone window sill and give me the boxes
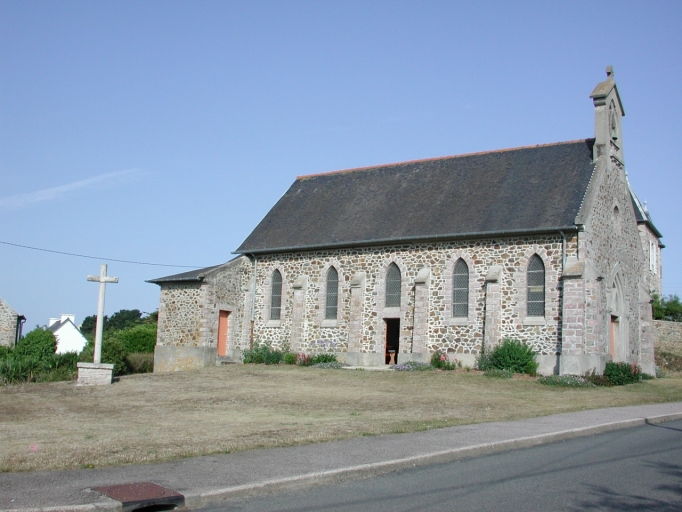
[523,317,546,326]
[448,317,469,326]
[321,319,338,328]
[266,320,282,328]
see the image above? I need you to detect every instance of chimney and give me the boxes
[60,314,76,324]
[48,318,60,327]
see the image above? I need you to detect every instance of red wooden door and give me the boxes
[218,310,229,357]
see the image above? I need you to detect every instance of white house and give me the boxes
[48,314,88,354]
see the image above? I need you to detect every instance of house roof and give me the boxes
[236,139,597,254]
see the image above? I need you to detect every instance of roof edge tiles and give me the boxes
[296,139,593,181]
[236,225,580,256]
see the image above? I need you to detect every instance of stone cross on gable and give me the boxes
[87,264,119,364]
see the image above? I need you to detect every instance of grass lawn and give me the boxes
[1,365,681,472]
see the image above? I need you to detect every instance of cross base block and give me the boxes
[77,362,114,386]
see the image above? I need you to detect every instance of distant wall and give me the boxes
[654,320,682,354]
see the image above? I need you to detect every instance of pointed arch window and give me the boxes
[453,259,469,318]
[527,255,545,317]
[270,270,282,320]
[325,267,339,320]
[385,263,401,308]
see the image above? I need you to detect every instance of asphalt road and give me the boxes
[193,419,682,512]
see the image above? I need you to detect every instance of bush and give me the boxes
[79,339,129,376]
[0,345,12,361]
[14,327,57,361]
[283,352,297,365]
[310,353,337,365]
[538,375,595,388]
[242,343,284,365]
[430,350,459,370]
[112,324,157,353]
[583,368,611,386]
[486,338,538,375]
[296,353,313,366]
[125,353,154,374]
[393,361,433,371]
[603,361,642,386]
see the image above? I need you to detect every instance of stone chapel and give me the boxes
[150,68,663,375]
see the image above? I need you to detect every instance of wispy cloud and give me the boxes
[0,169,142,210]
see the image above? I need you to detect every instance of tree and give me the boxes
[106,309,143,331]
[652,294,682,322]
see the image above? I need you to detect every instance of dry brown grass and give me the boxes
[2,365,682,472]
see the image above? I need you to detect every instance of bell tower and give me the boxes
[590,66,625,165]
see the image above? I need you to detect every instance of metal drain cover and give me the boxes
[92,482,184,512]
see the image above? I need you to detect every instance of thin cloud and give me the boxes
[0,169,141,210]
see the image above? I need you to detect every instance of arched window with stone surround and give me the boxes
[270,270,282,320]
[452,259,469,318]
[527,255,545,317]
[325,267,339,320]
[385,263,401,308]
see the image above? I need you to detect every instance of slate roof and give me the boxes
[147,265,223,284]
[236,139,597,254]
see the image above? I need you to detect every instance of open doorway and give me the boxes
[217,310,230,357]
[384,318,400,365]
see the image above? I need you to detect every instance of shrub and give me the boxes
[583,368,611,386]
[484,368,513,378]
[112,324,157,353]
[475,350,491,371]
[0,345,12,361]
[310,353,337,365]
[430,350,459,371]
[603,361,642,386]
[487,338,538,375]
[393,361,433,371]
[538,375,595,388]
[283,352,297,365]
[125,353,154,374]
[14,327,57,361]
[79,339,128,376]
[242,343,284,365]
[296,353,313,366]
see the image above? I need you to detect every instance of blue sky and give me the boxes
[1,0,680,328]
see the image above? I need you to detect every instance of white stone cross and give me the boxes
[87,264,119,364]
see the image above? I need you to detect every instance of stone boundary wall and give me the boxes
[654,320,682,354]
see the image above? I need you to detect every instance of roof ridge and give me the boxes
[297,139,591,180]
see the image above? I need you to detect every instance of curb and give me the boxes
[183,412,682,508]
[4,412,682,512]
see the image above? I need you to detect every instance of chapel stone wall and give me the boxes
[654,320,682,354]
[252,234,573,366]
[637,224,663,297]
[580,149,653,371]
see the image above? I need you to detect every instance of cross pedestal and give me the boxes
[77,264,119,386]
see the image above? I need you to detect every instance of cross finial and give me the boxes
[606,65,614,80]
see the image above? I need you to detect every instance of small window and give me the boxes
[270,270,282,320]
[453,259,469,317]
[385,263,401,308]
[527,255,545,317]
[325,267,339,320]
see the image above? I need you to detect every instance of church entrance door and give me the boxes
[217,310,230,357]
[384,319,400,365]
[609,315,618,359]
